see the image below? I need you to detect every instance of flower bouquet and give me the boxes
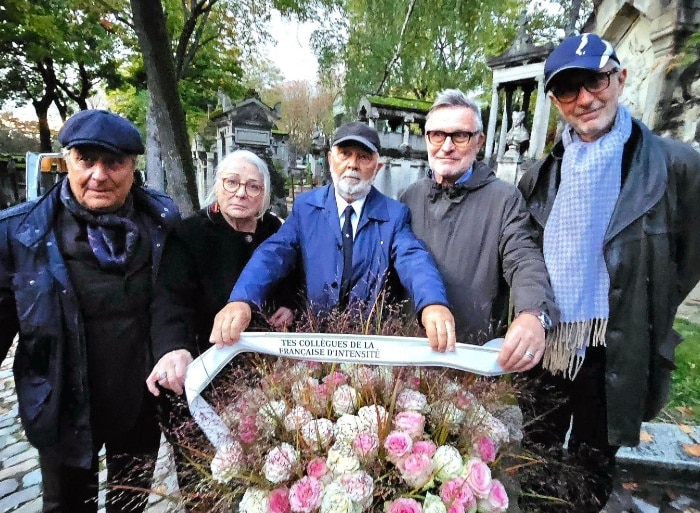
[186,344,520,513]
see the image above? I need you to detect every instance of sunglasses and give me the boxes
[550,69,619,104]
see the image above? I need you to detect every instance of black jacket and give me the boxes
[519,119,700,446]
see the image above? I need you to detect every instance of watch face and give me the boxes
[539,312,552,330]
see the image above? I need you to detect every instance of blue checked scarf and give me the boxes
[542,106,632,378]
[60,179,140,272]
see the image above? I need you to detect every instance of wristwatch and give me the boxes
[519,309,552,331]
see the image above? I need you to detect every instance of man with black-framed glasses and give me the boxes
[400,89,558,373]
[518,33,700,511]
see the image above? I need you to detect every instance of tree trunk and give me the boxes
[129,0,197,216]
[33,97,54,152]
[145,95,165,191]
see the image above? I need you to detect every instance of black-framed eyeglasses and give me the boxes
[426,130,478,146]
[221,177,264,197]
[550,69,619,104]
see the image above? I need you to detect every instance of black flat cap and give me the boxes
[58,109,145,155]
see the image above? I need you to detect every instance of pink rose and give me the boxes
[383,430,413,462]
[239,415,259,444]
[306,457,330,482]
[352,431,380,461]
[322,370,348,387]
[473,436,496,463]
[393,411,425,439]
[478,479,508,513]
[387,497,423,513]
[463,458,492,499]
[398,453,433,488]
[412,440,437,458]
[447,503,465,513]
[439,477,475,509]
[289,476,324,513]
[269,487,291,513]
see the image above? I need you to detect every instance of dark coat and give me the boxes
[0,182,180,462]
[518,120,700,446]
[401,161,558,345]
[150,208,296,360]
[230,185,450,316]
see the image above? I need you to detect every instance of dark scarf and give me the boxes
[428,181,469,202]
[60,179,140,272]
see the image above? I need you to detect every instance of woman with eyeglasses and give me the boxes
[146,150,297,504]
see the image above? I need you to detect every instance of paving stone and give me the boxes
[0,485,42,513]
[21,469,41,488]
[0,459,38,481]
[4,447,39,468]
[0,477,19,497]
[11,496,43,513]
[0,441,31,460]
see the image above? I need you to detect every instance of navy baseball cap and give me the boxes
[332,122,381,153]
[58,109,145,155]
[544,33,620,91]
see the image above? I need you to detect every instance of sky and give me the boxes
[266,12,319,83]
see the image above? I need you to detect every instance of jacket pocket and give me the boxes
[12,271,60,329]
[17,375,52,423]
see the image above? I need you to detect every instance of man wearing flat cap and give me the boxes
[516,33,700,511]
[0,109,180,512]
[206,121,456,353]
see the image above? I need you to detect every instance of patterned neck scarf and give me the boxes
[60,179,140,272]
[542,106,632,378]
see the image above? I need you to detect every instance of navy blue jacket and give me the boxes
[230,185,449,315]
[0,182,179,462]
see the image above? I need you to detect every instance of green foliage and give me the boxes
[666,318,700,423]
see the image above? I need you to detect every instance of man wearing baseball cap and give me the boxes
[0,110,180,511]
[518,33,700,511]
[209,121,456,353]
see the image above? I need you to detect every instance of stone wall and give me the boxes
[589,0,699,145]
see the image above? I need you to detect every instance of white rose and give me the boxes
[396,389,428,412]
[327,444,360,475]
[259,400,287,425]
[210,442,244,484]
[334,415,362,445]
[301,418,335,449]
[432,445,464,481]
[357,405,388,433]
[239,488,269,513]
[332,385,358,416]
[264,442,299,484]
[284,406,314,432]
[423,492,447,513]
[320,481,360,513]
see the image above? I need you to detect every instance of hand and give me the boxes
[421,304,456,353]
[146,349,193,397]
[209,301,252,348]
[268,307,294,331]
[498,313,545,372]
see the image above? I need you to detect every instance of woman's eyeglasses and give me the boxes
[222,177,263,197]
[550,69,619,104]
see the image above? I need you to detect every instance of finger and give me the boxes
[146,372,161,397]
[424,321,439,351]
[445,320,456,352]
[433,320,448,353]
[210,311,226,348]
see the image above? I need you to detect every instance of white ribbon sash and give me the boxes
[184,332,507,448]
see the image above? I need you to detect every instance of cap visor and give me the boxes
[333,136,378,153]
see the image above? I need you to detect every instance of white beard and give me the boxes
[332,170,374,201]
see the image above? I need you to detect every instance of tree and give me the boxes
[312,0,594,110]
[0,1,122,151]
[267,80,338,155]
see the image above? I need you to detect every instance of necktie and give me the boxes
[339,205,354,307]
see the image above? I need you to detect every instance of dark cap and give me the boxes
[58,109,145,155]
[332,122,381,153]
[544,33,620,90]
